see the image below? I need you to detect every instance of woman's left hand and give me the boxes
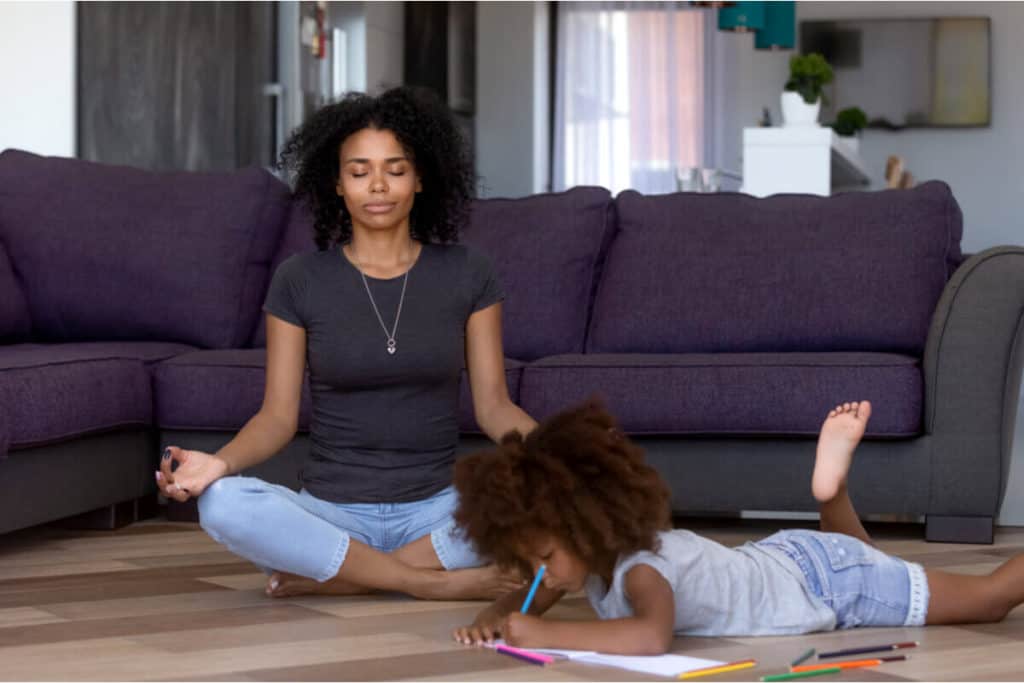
[500,612,549,649]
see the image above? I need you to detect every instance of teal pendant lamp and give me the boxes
[718,1,765,32]
[755,1,795,50]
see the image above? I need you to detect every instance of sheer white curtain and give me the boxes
[553,1,730,194]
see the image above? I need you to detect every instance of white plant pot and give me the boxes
[839,134,860,153]
[781,91,820,127]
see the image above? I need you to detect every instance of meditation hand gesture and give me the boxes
[156,446,230,503]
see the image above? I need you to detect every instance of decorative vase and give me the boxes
[781,91,820,127]
[838,134,860,154]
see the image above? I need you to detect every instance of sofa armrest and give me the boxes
[922,246,1024,518]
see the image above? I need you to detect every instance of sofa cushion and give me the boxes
[154,349,312,431]
[0,149,292,349]
[462,187,616,360]
[0,241,30,341]
[589,182,962,355]
[0,342,193,450]
[153,349,524,434]
[518,353,922,436]
[249,200,318,347]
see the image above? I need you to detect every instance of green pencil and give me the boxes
[790,648,815,667]
[761,667,841,682]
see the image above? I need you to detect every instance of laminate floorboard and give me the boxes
[1,519,1021,680]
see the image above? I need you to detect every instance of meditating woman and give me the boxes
[156,86,536,600]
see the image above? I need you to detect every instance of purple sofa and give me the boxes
[2,149,1022,543]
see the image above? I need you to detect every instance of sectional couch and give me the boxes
[1,148,1022,543]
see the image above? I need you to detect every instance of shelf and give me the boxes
[741,127,871,197]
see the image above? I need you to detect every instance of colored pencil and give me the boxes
[817,641,917,659]
[678,658,756,679]
[520,565,546,613]
[494,644,549,666]
[494,643,555,663]
[761,668,841,682]
[792,655,907,673]
[790,648,815,667]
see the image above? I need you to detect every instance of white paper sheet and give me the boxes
[491,640,724,677]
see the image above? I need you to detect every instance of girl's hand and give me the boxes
[156,446,229,503]
[453,602,510,645]
[501,612,549,649]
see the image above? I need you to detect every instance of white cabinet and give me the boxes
[741,127,871,198]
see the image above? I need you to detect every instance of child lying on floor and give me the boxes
[451,400,1024,655]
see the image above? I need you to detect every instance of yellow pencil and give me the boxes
[679,659,757,679]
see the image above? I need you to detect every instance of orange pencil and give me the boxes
[791,655,907,673]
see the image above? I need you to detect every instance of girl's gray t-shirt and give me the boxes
[584,529,836,636]
[262,243,504,503]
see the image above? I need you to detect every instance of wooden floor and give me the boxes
[1,517,1023,681]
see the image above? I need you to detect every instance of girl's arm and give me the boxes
[454,584,565,645]
[464,303,537,439]
[503,565,676,655]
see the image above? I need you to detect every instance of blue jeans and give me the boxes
[756,529,929,628]
[197,476,484,582]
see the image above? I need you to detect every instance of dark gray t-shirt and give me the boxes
[262,243,504,503]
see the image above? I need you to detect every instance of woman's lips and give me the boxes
[364,202,396,214]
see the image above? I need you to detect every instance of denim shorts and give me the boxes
[756,529,929,628]
[199,476,484,581]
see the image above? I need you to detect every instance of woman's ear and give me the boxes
[415,174,423,193]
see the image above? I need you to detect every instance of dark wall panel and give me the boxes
[78,2,275,172]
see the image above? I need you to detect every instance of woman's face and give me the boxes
[336,127,422,234]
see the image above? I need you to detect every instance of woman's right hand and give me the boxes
[157,446,230,503]
[453,602,511,645]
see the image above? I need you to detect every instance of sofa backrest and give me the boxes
[462,186,617,361]
[0,150,291,349]
[248,199,318,347]
[588,181,963,355]
[0,240,31,342]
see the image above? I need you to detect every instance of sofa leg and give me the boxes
[925,515,994,544]
[166,499,200,523]
[57,495,160,531]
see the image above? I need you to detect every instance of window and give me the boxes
[553,2,715,194]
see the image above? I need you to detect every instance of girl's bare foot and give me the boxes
[266,571,371,598]
[812,401,872,502]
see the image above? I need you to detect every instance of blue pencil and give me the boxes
[520,565,546,613]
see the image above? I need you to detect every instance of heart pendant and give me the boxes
[387,346,396,355]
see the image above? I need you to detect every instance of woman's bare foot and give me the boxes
[812,401,872,503]
[416,564,525,601]
[266,571,372,598]
[267,564,523,600]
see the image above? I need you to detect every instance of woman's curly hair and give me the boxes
[277,86,475,249]
[454,400,672,578]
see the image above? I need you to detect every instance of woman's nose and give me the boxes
[369,174,387,192]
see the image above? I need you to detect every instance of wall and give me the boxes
[475,1,550,197]
[364,1,403,94]
[0,1,76,156]
[734,1,1024,524]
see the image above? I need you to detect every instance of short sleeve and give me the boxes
[466,247,505,313]
[262,254,308,328]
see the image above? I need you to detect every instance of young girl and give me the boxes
[452,400,1024,654]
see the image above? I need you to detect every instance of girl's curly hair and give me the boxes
[453,400,672,578]
[277,86,475,249]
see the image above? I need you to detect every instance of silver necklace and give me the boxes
[350,246,410,355]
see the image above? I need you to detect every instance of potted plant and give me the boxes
[831,106,868,152]
[781,53,833,127]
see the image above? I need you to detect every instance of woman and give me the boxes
[156,86,536,600]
